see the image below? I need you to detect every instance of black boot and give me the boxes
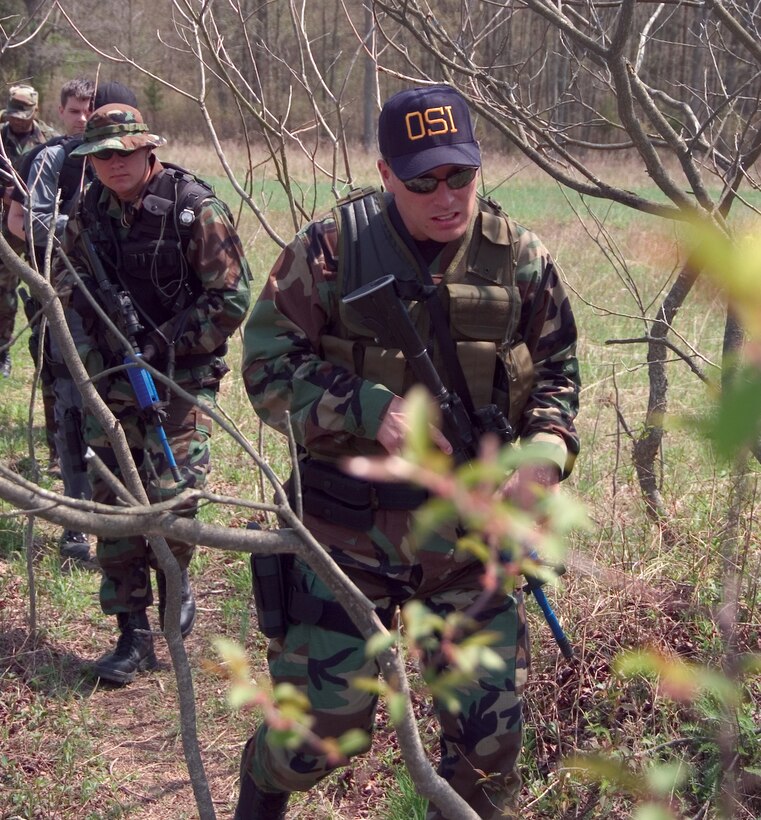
[156,568,197,637]
[234,737,290,820]
[0,351,11,379]
[93,610,158,685]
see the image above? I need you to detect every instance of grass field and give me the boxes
[0,148,759,819]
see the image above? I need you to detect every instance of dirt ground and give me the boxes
[2,540,760,820]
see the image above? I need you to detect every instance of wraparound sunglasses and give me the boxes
[91,148,134,161]
[402,166,478,194]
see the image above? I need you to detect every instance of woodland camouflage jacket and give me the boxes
[243,198,580,476]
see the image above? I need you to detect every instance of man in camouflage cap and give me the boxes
[0,83,56,377]
[238,85,581,819]
[55,104,251,685]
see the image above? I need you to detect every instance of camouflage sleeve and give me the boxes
[513,223,581,477]
[242,218,395,449]
[153,197,251,356]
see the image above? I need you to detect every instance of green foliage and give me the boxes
[379,762,429,820]
[691,366,761,460]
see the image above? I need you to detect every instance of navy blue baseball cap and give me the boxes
[378,84,481,180]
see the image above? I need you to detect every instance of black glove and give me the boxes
[139,331,168,369]
[141,341,157,364]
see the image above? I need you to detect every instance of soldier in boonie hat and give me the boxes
[6,84,39,121]
[71,104,166,157]
[55,94,251,690]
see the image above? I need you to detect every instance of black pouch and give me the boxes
[247,521,290,639]
[298,459,427,530]
[300,460,374,530]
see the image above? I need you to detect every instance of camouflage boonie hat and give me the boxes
[7,84,38,120]
[71,104,167,157]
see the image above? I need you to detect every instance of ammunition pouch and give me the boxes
[296,458,428,532]
[251,553,290,639]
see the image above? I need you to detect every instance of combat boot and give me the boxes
[234,737,290,820]
[0,351,11,378]
[59,530,93,564]
[156,568,197,637]
[93,610,158,685]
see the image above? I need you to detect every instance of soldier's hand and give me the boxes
[377,395,452,456]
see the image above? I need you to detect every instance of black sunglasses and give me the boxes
[91,148,133,161]
[402,166,478,194]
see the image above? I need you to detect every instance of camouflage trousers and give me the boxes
[247,511,529,820]
[84,378,216,615]
[0,227,24,347]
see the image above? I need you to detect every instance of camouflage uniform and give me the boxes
[0,86,57,355]
[241,194,580,818]
[59,162,251,615]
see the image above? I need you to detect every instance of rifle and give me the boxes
[343,273,574,661]
[343,275,513,464]
[78,227,182,483]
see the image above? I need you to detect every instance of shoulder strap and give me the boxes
[335,187,423,336]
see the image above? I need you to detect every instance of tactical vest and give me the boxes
[326,187,535,438]
[80,162,218,332]
[16,135,91,216]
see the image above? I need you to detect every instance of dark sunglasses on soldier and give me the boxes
[402,166,479,195]
[91,148,134,161]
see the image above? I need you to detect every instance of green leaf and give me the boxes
[633,805,678,820]
[455,533,490,562]
[563,753,640,792]
[273,681,311,712]
[404,386,439,459]
[337,728,371,757]
[645,760,688,796]
[401,600,445,642]
[351,676,389,696]
[269,728,305,749]
[365,631,397,659]
[227,682,257,709]
[698,369,761,459]
[388,692,408,726]
[213,636,250,681]
[412,498,458,541]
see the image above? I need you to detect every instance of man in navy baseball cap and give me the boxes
[378,84,481,180]
[236,79,582,820]
[375,84,483,244]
